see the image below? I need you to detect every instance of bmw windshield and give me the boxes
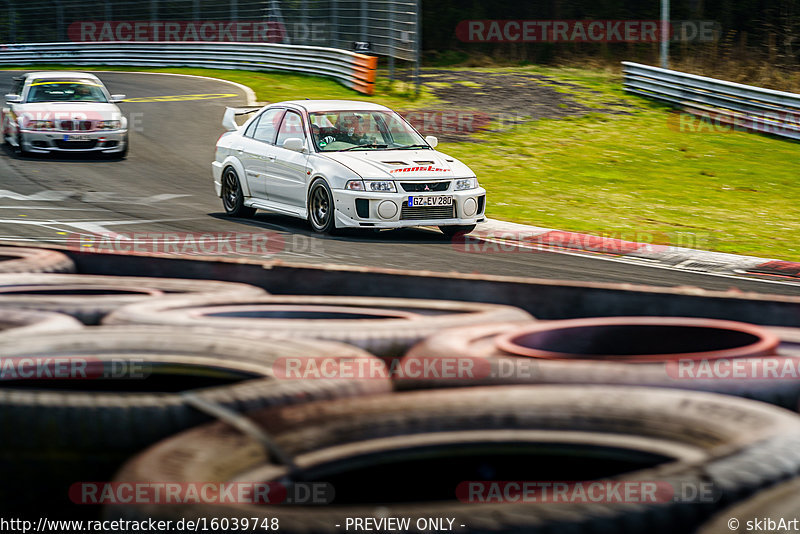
[309,110,429,151]
[25,79,108,103]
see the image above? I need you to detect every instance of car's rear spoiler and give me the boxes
[222,107,261,132]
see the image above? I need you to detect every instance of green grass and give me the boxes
[8,64,799,260]
[445,112,800,260]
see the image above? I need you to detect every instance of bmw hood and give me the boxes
[320,149,475,179]
[13,103,122,122]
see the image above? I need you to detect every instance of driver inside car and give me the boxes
[335,113,368,145]
[73,85,95,101]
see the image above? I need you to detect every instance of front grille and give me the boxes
[55,140,98,149]
[400,182,450,192]
[400,204,455,220]
[58,120,93,131]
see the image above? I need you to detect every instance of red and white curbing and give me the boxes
[472,219,800,279]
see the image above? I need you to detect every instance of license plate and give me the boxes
[408,195,453,207]
[63,134,90,141]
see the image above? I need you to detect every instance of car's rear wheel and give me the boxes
[439,224,476,238]
[308,179,337,234]
[221,167,256,217]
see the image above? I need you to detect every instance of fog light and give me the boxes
[377,200,398,219]
[463,197,478,217]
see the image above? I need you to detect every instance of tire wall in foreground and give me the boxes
[56,243,800,327]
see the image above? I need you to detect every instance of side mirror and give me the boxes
[282,137,306,152]
[4,94,21,104]
[425,135,439,148]
[110,94,126,103]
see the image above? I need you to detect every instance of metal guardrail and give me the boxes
[0,41,378,94]
[622,61,800,140]
[0,0,419,64]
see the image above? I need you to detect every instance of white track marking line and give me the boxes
[97,71,257,106]
[0,206,105,210]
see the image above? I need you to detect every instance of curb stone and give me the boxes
[472,219,800,279]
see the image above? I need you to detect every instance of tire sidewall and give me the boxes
[308,179,337,234]
[221,166,247,216]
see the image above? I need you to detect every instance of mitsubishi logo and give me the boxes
[423,184,430,191]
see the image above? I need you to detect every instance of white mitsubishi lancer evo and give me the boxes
[212,100,486,236]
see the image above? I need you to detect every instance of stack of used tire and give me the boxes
[2,246,800,533]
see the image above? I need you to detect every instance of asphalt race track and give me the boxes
[1,70,799,297]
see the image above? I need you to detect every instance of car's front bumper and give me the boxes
[19,129,128,153]
[332,187,487,229]
[212,161,224,197]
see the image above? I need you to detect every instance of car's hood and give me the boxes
[12,102,122,121]
[320,149,475,179]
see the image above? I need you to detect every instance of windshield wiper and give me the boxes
[339,144,389,151]
[394,144,431,150]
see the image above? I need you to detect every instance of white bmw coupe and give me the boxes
[212,100,486,236]
[2,71,128,158]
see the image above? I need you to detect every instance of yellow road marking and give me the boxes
[30,81,102,86]
[123,93,238,103]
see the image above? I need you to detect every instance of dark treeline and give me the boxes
[421,0,800,68]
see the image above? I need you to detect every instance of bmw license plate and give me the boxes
[408,195,453,207]
[63,134,91,141]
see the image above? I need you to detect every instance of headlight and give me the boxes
[98,120,121,129]
[345,180,365,191]
[455,178,478,191]
[364,180,396,192]
[28,120,54,130]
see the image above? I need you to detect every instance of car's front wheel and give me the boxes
[15,132,30,157]
[439,224,476,238]
[221,167,256,217]
[308,179,337,234]
[115,133,129,159]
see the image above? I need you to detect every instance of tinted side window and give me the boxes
[11,77,24,97]
[244,115,261,138]
[276,111,305,147]
[252,109,284,144]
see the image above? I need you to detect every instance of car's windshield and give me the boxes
[309,110,427,151]
[25,79,108,103]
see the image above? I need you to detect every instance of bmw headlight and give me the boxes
[364,180,396,192]
[455,178,478,191]
[98,120,121,129]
